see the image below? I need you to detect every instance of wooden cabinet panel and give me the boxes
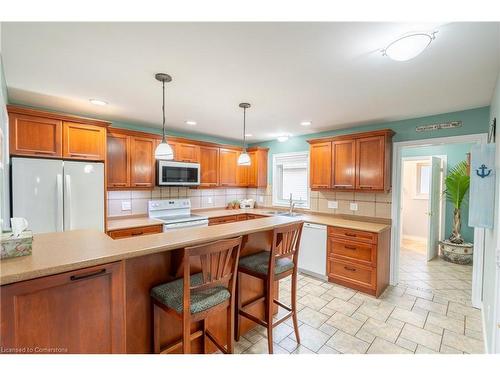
[208,215,239,226]
[237,152,249,187]
[328,257,376,291]
[107,132,130,188]
[247,148,268,188]
[310,142,332,189]
[9,113,62,157]
[328,226,377,244]
[63,122,106,161]
[328,238,376,267]
[107,224,163,239]
[219,148,238,187]
[199,146,219,187]
[173,142,200,163]
[130,137,155,188]
[0,262,125,353]
[332,139,355,189]
[355,135,385,191]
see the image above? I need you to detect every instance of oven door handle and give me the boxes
[164,220,209,230]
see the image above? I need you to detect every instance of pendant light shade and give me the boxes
[237,102,251,166]
[154,73,174,160]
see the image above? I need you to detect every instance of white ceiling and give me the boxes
[2,22,499,142]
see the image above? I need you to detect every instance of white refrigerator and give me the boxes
[11,157,104,234]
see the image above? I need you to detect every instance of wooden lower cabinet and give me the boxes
[208,213,266,226]
[0,262,125,353]
[107,224,163,239]
[327,226,390,297]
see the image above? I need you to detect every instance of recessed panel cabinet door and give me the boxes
[130,136,155,188]
[0,262,125,353]
[355,135,385,191]
[200,146,219,187]
[107,132,130,188]
[9,113,62,157]
[175,142,200,163]
[63,122,106,161]
[332,140,356,189]
[310,142,332,189]
[219,148,238,187]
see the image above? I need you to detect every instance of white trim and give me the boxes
[391,133,488,310]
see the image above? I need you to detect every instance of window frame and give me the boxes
[415,162,431,199]
[272,151,310,209]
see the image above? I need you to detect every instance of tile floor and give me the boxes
[237,244,484,354]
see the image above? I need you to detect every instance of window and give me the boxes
[416,162,431,198]
[272,152,309,208]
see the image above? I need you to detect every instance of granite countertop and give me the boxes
[0,215,300,286]
[107,208,391,234]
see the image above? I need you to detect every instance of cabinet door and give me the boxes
[236,151,249,187]
[355,136,385,191]
[219,148,238,187]
[107,132,130,188]
[310,142,332,189]
[247,151,257,187]
[0,262,125,353]
[332,140,356,189]
[63,122,106,161]
[9,113,62,158]
[199,146,219,187]
[130,136,155,188]
[175,142,200,163]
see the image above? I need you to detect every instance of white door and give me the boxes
[63,161,104,231]
[12,157,64,234]
[427,156,442,261]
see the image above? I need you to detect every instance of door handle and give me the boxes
[56,174,64,232]
[70,269,106,281]
[65,174,72,230]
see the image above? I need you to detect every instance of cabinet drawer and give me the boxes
[329,238,375,266]
[237,214,248,221]
[108,225,163,239]
[328,258,375,290]
[328,226,377,244]
[209,215,238,225]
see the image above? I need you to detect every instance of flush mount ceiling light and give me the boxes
[185,120,197,126]
[382,31,437,61]
[277,134,290,143]
[89,99,107,106]
[154,73,174,160]
[300,121,312,126]
[237,103,251,166]
[245,133,253,137]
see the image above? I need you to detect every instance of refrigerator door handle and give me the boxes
[56,174,64,231]
[65,174,72,231]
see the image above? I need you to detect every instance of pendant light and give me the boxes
[154,73,174,160]
[237,102,251,166]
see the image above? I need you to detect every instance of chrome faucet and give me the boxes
[289,193,296,214]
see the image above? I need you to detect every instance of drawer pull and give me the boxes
[131,231,144,236]
[345,232,357,237]
[70,269,106,281]
[34,151,54,155]
[344,245,357,250]
[344,266,356,272]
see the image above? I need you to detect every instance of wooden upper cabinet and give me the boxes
[236,152,249,187]
[219,148,238,187]
[332,140,356,189]
[63,122,106,161]
[310,142,332,189]
[172,142,200,163]
[247,148,268,188]
[199,146,219,187]
[107,132,130,188]
[0,262,125,353]
[130,136,155,188]
[355,135,385,191]
[9,113,62,158]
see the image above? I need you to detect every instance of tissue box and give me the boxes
[1,231,33,259]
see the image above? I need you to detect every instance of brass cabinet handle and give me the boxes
[131,231,144,236]
[345,232,357,237]
[344,245,357,250]
[70,269,106,281]
[344,266,356,272]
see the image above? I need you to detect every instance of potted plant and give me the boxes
[441,160,473,264]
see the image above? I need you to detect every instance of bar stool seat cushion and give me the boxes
[151,273,230,314]
[239,251,294,275]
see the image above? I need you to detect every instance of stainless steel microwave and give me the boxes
[157,161,201,186]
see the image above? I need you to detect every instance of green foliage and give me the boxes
[444,160,470,210]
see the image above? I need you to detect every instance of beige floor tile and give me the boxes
[465,316,482,332]
[317,345,340,354]
[356,301,395,322]
[234,336,253,353]
[390,307,427,328]
[448,302,481,319]
[272,322,295,343]
[380,293,416,310]
[464,329,483,340]
[414,298,448,315]
[324,298,358,316]
[440,344,463,354]
[325,331,370,354]
[400,324,442,351]
[386,317,405,329]
[351,311,370,323]
[426,312,464,335]
[292,345,316,354]
[442,330,484,354]
[415,345,439,354]
[355,328,376,344]
[404,287,434,301]
[321,286,357,302]
[279,337,300,352]
[358,318,401,343]
[244,338,289,354]
[297,307,329,328]
[298,294,329,310]
[396,337,417,352]
[287,324,330,352]
[367,337,413,354]
[318,322,338,336]
[326,312,364,335]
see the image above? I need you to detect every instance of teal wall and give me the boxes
[401,143,475,243]
[251,106,491,181]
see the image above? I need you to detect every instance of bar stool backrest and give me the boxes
[272,222,304,261]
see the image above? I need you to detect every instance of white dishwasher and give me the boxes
[298,222,327,280]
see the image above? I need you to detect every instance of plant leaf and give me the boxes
[444,160,470,209]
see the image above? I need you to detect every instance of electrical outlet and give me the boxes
[327,200,338,209]
[208,197,213,204]
[121,201,131,211]
[349,202,358,211]
[259,196,264,203]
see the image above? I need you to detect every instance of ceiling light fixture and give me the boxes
[382,31,437,61]
[89,99,107,106]
[237,103,251,166]
[185,120,197,126]
[245,133,253,137]
[277,135,290,143]
[154,73,174,160]
[300,121,312,126]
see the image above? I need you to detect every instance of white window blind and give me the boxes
[272,152,309,208]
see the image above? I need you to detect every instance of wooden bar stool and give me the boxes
[151,237,242,354]
[235,222,303,354]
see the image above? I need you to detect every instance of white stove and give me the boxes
[148,199,209,232]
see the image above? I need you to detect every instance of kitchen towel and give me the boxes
[468,143,496,228]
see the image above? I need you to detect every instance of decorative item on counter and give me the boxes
[227,200,241,210]
[1,230,33,259]
[240,199,255,209]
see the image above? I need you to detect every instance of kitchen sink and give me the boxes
[278,212,304,217]
[263,210,284,215]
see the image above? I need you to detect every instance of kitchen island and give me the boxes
[0,216,300,354]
